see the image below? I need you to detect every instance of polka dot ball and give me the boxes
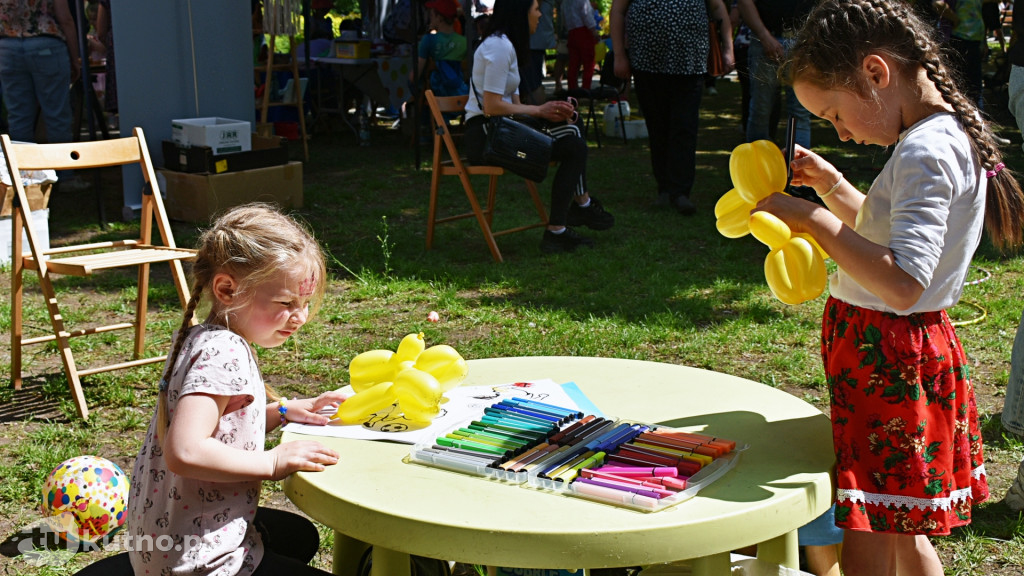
[41,455,129,544]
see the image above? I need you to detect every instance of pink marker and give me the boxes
[572,480,660,509]
[595,465,678,477]
[584,470,681,493]
[577,474,676,498]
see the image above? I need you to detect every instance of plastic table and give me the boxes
[282,356,834,576]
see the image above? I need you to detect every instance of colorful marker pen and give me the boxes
[505,397,583,418]
[554,451,607,483]
[571,479,660,510]
[548,415,597,443]
[488,403,563,423]
[436,436,510,456]
[595,465,679,477]
[507,443,561,472]
[495,401,570,422]
[414,448,499,467]
[541,450,595,479]
[575,477,667,499]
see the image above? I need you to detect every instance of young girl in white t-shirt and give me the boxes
[754,1,1024,574]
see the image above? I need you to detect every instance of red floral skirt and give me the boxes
[821,297,989,535]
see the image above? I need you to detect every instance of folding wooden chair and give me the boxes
[424,89,549,263]
[4,128,196,420]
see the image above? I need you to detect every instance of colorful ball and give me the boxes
[41,455,129,544]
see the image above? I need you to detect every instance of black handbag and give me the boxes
[472,80,554,182]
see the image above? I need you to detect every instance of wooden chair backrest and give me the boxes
[3,136,144,171]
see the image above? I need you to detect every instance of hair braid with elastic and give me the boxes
[156,283,203,446]
[789,0,1024,249]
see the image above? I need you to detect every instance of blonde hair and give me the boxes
[156,203,327,444]
[788,0,1024,250]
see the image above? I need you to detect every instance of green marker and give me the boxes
[437,436,509,456]
[555,451,607,483]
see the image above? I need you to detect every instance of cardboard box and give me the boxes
[1,182,52,217]
[334,40,370,59]
[162,134,289,174]
[1,208,49,265]
[160,162,303,224]
[171,117,252,155]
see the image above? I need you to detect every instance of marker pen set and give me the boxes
[408,397,746,512]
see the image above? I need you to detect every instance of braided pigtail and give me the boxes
[917,29,1024,249]
[156,283,203,447]
[155,203,327,442]
[790,0,1024,250]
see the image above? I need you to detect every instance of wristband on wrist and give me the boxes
[278,397,289,427]
[819,173,843,199]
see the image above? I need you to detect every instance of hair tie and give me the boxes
[986,162,1005,178]
[158,378,169,392]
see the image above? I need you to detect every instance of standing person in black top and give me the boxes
[610,0,733,215]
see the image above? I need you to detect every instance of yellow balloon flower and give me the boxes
[749,212,827,305]
[338,334,469,424]
[716,140,830,305]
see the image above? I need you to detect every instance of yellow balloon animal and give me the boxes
[334,333,468,424]
[715,140,829,305]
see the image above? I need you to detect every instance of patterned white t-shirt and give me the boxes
[128,325,266,575]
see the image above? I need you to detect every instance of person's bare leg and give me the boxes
[840,530,896,576]
[894,534,944,576]
[804,544,841,576]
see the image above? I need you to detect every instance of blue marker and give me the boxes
[496,400,572,421]
[490,403,563,423]
[505,397,583,418]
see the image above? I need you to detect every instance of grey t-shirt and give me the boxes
[830,113,985,314]
[128,325,266,575]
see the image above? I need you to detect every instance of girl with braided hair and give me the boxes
[127,203,346,575]
[754,0,1024,573]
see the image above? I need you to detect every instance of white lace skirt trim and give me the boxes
[837,464,986,512]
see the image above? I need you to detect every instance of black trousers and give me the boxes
[632,70,704,200]
[73,507,329,576]
[465,115,588,226]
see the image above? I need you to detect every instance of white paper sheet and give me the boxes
[284,379,582,445]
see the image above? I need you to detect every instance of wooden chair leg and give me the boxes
[457,171,503,263]
[12,248,23,390]
[134,263,150,358]
[38,271,89,420]
[486,175,499,227]
[427,166,442,250]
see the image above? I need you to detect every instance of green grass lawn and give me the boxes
[2,71,1024,574]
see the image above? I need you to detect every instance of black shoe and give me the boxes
[673,195,696,215]
[540,227,595,253]
[566,195,615,230]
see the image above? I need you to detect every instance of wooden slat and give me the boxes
[25,247,196,274]
[21,322,135,345]
[77,354,168,377]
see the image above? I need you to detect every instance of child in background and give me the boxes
[561,0,599,91]
[755,0,1024,574]
[413,0,469,97]
[127,204,348,575]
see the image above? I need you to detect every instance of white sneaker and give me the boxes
[1005,461,1024,511]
